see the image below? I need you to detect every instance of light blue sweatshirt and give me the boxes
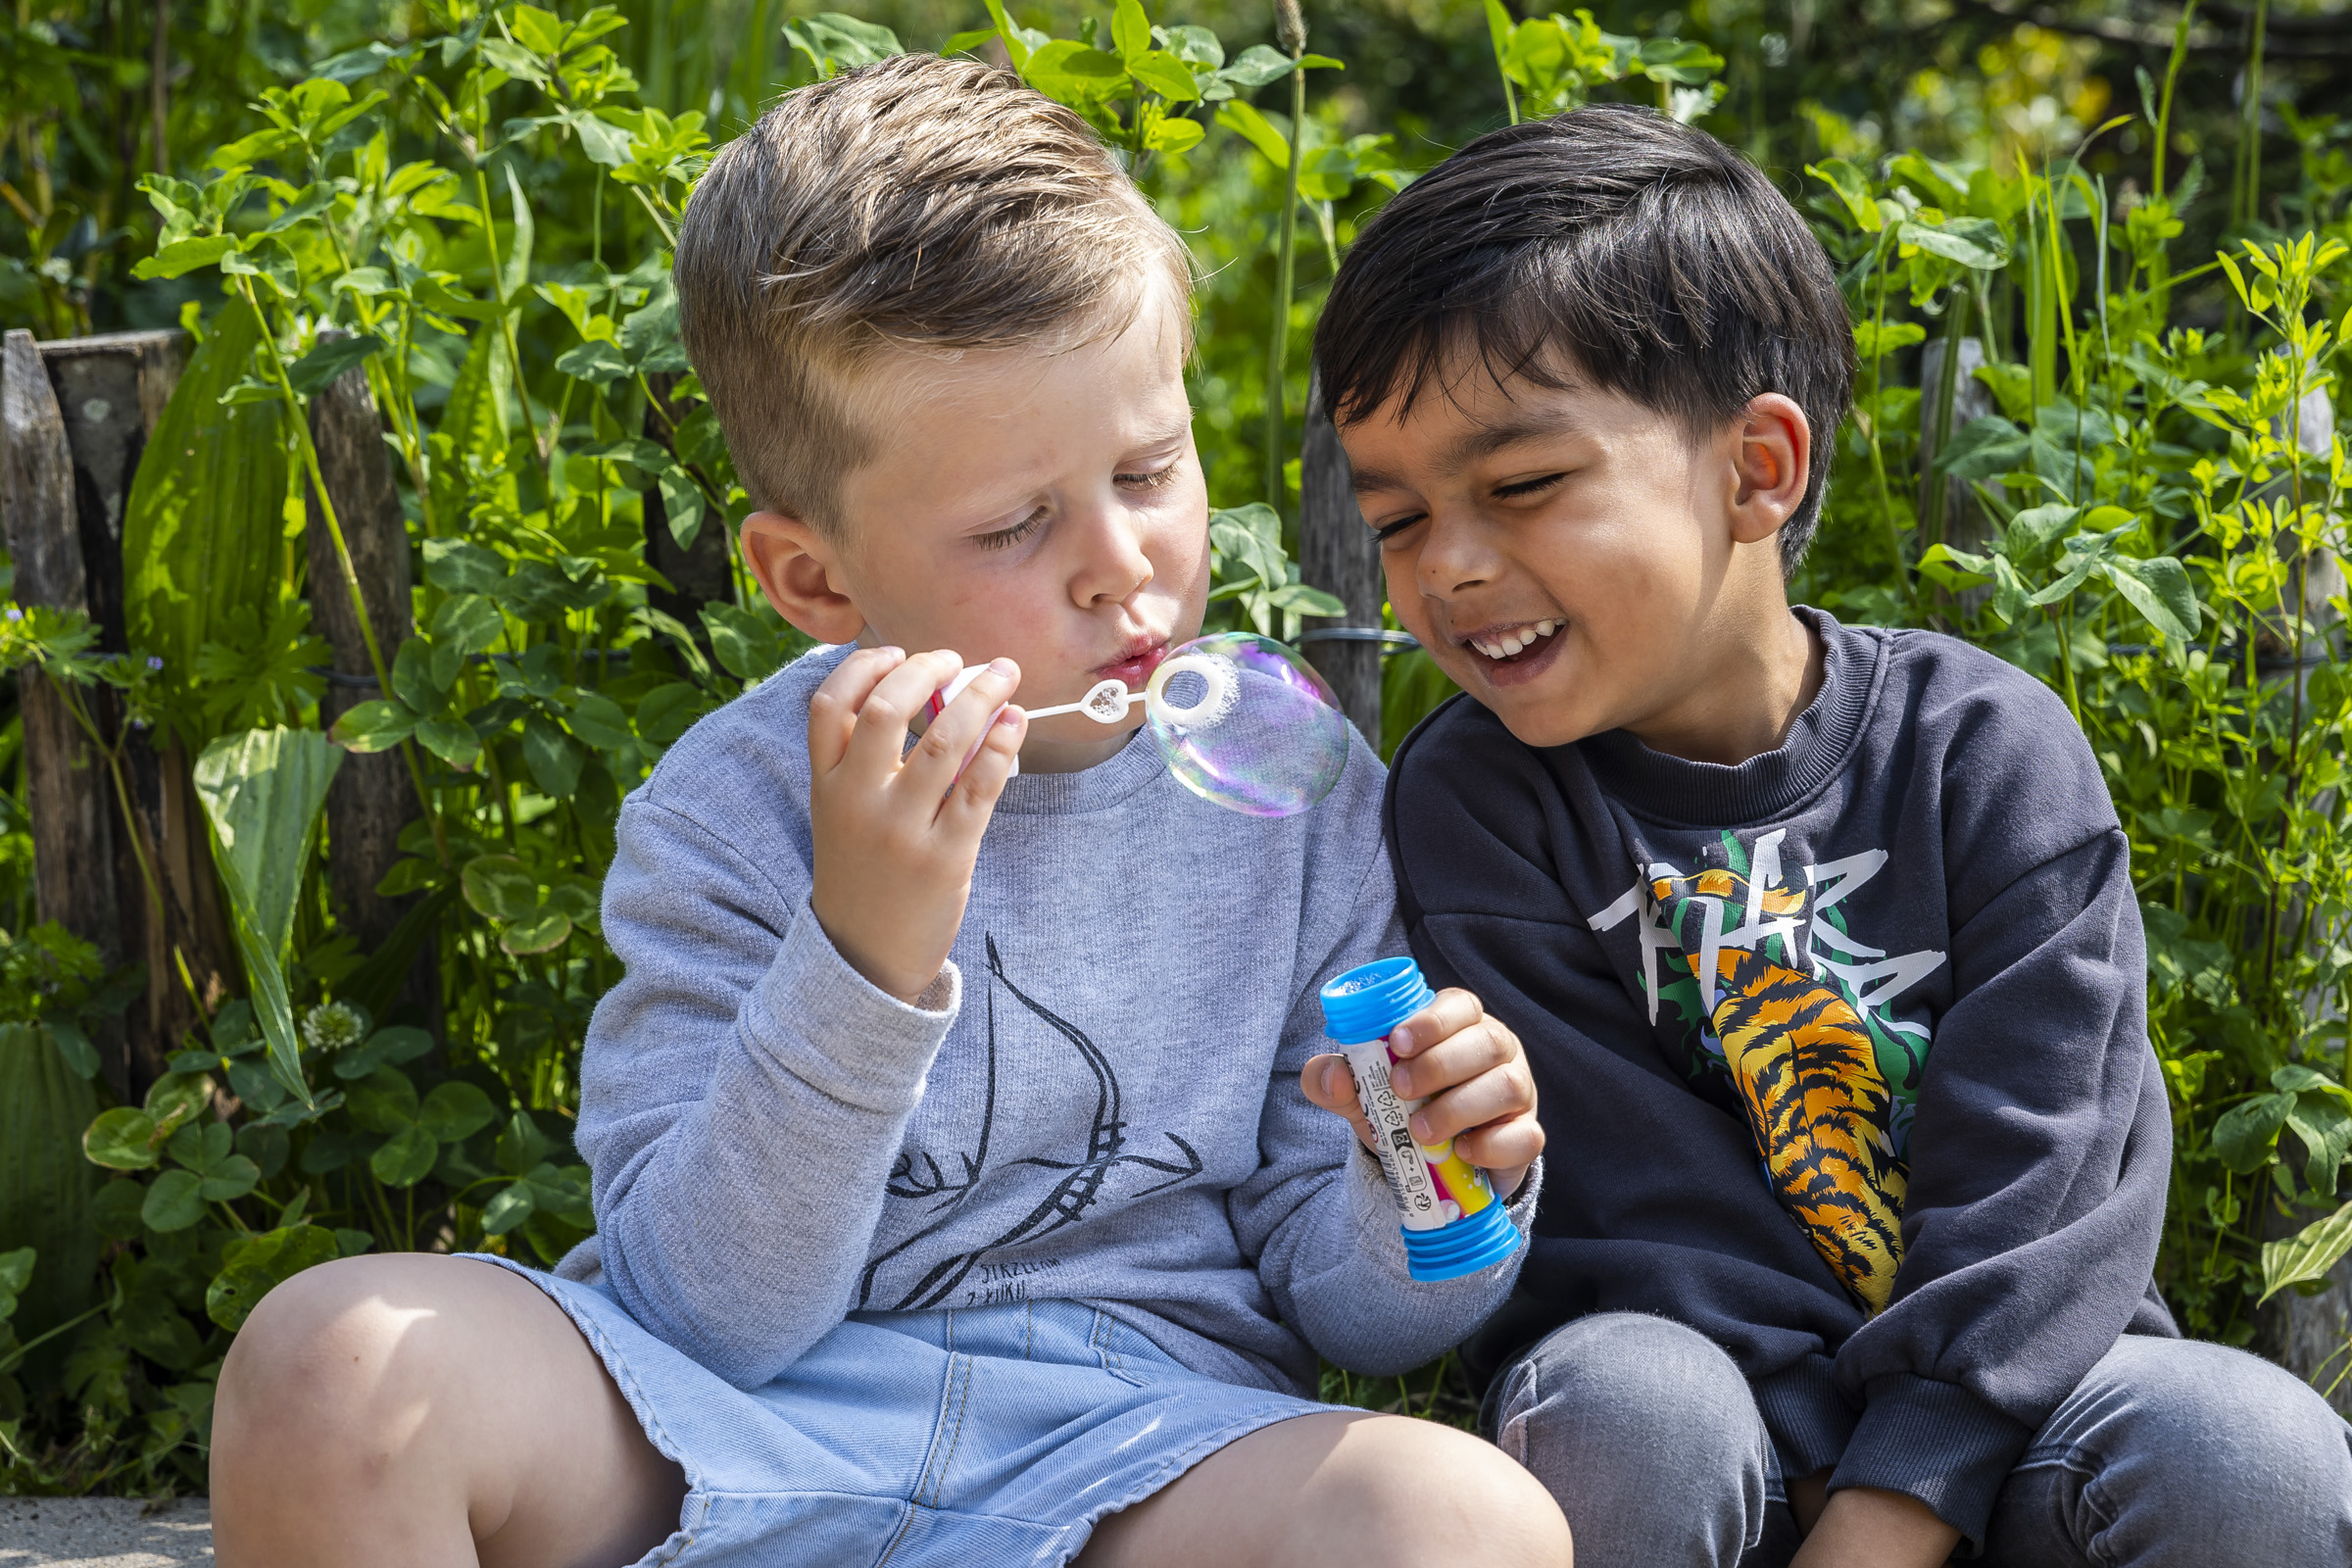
[556,645,1535,1394]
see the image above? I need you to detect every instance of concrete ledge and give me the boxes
[0,1498,212,1566]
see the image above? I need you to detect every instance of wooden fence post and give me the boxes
[1,329,228,1100]
[1,330,131,1098]
[1298,373,1386,752]
[304,341,436,1030]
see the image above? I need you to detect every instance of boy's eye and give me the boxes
[1116,462,1182,491]
[976,509,1047,551]
[1370,514,1425,545]
[1494,471,1569,501]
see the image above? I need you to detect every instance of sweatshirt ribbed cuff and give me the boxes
[740,903,961,1114]
[1830,1372,2034,1546]
[1751,1353,1856,1482]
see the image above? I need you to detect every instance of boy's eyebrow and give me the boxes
[1348,408,1588,498]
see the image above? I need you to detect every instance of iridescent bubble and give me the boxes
[1143,632,1350,817]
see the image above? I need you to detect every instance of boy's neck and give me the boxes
[1622,606,1826,769]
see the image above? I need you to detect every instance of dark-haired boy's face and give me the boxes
[1341,363,1812,759]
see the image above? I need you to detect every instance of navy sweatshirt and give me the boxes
[1385,608,2177,1544]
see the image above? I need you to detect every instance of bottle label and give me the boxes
[1344,1040,1497,1232]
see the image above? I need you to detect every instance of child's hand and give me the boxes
[807,647,1025,1003]
[1299,988,1544,1200]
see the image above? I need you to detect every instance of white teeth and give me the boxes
[1468,619,1562,661]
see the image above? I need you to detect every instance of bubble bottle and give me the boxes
[1318,956,1523,1281]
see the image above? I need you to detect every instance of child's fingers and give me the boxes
[1387,1014,1517,1101]
[938,706,1027,838]
[807,646,907,775]
[1406,1055,1538,1149]
[842,649,964,780]
[1299,1054,1380,1152]
[1388,987,1488,1057]
[1448,1110,1545,1178]
[897,659,1020,802]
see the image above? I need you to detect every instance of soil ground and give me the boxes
[0,1498,212,1566]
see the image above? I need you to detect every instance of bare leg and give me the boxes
[212,1254,687,1568]
[1079,1409,1571,1568]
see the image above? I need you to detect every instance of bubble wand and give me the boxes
[926,632,1348,818]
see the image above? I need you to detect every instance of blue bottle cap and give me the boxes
[1400,1198,1522,1282]
[1319,956,1438,1046]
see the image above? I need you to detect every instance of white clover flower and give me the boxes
[301,1000,366,1054]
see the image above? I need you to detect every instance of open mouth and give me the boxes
[1464,619,1563,664]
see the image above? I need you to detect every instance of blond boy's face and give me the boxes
[745,285,1209,769]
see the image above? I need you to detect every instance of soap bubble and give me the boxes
[1143,632,1350,817]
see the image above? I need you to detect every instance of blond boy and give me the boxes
[209,56,1564,1568]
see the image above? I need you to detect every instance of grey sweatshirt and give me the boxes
[558,645,1535,1396]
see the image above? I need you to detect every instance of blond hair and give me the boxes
[675,53,1196,529]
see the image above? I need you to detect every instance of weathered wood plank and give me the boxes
[1,329,130,1098]
[304,341,436,1029]
[1298,373,1386,753]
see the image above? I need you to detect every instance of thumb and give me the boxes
[1300,1054,1378,1152]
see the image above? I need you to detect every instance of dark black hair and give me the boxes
[1313,104,1855,574]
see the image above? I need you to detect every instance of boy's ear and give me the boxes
[1727,394,1811,548]
[739,510,866,645]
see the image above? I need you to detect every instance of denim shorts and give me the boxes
[478,1255,1337,1567]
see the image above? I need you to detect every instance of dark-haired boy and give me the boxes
[1311,104,2352,1568]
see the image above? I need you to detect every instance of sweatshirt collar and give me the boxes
[1574,607,1881,826]
[993,724,1169,815]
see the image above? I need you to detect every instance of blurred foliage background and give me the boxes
[3,0,2352,1494]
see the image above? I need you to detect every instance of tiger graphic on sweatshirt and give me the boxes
[1593,832,1942,1314]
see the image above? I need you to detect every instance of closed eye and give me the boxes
[1494,471,1570,500]
[1370,514,1425,545]
[975,509,1047,551]
[1116,461,1183,491]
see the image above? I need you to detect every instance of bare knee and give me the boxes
[214,1253,486,1490]
[1324,1418,1572,1568]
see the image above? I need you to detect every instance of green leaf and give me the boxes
[206,1224,340,1330]
[658,467,706,550]
[1218,101,1290,169]
[1129,52,1201,102]
[195,728,343,1102]
[167,1119,232,1175]
[521,714,585,798]
[416,715,483,771]
[83,1107,161,1170]
[1806,159,1882,233]
[345,1065,419,1134]
[131,233,237,280]
[499,165,534,306]
[782,13,904,77]
[1023,41,1128,105]
[554,339,632,385]
[199,1154,261,1202]
[328,699,417,753]
[220,235,300,299]
[370,1123,439,1188]
[1898,216,2010,270]
[1221,43,1296,88]
[701,602,790,684]
[565,691,632,751]
[2261,1200,2352,1304]
[462,855,541,922]
[46,1018,98,1080]
[1111,0,1151,62]
[1144,116,1206,154]
[123,295,292,732]
[480,1181,535,1235]
[284,333,385,396]
[418,1081,496,1143]
[2288,1095,2352,1199]
[499,910,572,957]
[2214,1092,2293,1173]
[0,1247,32,1300]
[331,1025,435,1081]
[140,1170,207,1232]
[2102,556,2199,644]
[1918,542,1995,591]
